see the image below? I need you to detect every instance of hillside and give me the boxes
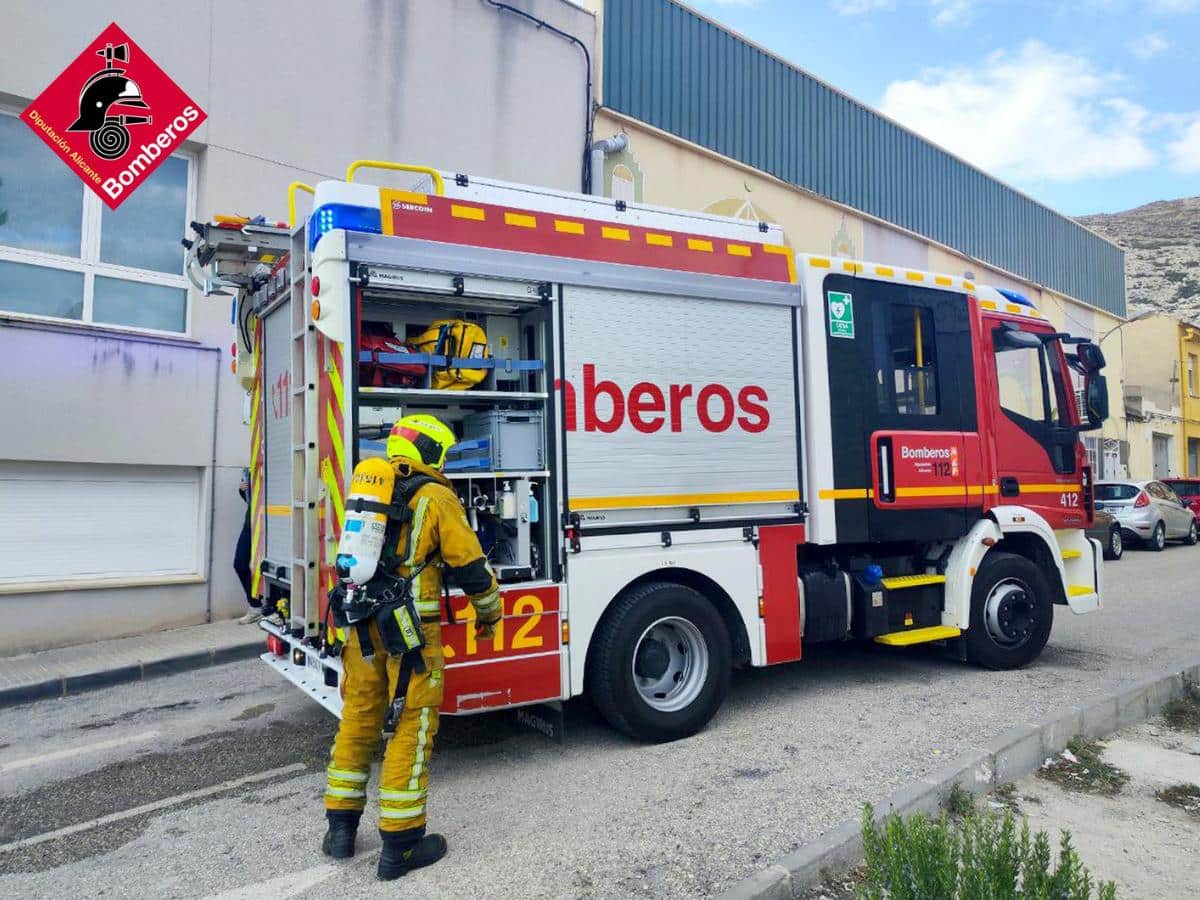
[1076,196,1200,321]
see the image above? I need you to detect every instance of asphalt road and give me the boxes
[1,545,1197,899]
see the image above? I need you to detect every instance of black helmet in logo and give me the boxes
[66,43,152,160]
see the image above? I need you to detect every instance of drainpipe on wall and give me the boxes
[590,133,628,197]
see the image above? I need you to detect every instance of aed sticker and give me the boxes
[828,291,855,339]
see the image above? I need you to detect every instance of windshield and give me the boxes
[1096,483,1139,501]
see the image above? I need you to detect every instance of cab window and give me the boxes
[993,328,1074,473]
[875,304,939,416]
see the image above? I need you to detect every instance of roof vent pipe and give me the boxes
[590,133,629,197]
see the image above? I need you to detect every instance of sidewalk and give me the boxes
[0,619,265,709]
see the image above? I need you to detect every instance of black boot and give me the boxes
[321,810,361,859]
[377,828,448,880]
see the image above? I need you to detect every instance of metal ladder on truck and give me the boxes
[285,222,320,639]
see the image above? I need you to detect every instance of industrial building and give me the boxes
[586,0,1130,479]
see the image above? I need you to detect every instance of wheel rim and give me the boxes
[1190,523,1197,543]
[1156,525,1165,549]
[984,579,1037,648]
[632,616,709,713]
[1111,529,1122,556]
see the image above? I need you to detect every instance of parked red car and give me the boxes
[1162,478,1200,519]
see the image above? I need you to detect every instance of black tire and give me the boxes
[586,581,731,743]
[965,552,1054,670]
[1103,526,1123,561]
[1148,522,1166,552]
[1185,520,1198,546]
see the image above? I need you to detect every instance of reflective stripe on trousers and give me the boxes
[324,617,443,832]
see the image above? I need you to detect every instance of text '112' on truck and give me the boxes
[186,160,1110,743]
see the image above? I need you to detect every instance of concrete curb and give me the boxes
[0,641,263,711]
[717,660,1200,900]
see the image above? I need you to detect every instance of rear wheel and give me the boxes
[965,552,1053,670]
[1185,520,1198,546]
[1103,526,1123,561]
[587,582,731,743]
[1148,522,1166,552]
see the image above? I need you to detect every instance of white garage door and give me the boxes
[0,461,202,586]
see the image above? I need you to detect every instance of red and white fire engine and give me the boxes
[187,160,1109,742]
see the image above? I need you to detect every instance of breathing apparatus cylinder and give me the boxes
[336,457,396,585]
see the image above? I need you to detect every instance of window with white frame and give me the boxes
[0,111,193,334]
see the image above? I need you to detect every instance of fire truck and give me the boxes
[186,160,1110,743]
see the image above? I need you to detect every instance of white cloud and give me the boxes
[1166,116,1200,172]
[1129,32,1169,57]
[878,41,1157,182]
[831,0,895,14]
[930,0,976,25]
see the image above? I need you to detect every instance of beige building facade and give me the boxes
[1123,314,1200,480]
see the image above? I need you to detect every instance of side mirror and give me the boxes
[1077,341,1106,373]
[1083,373,1109,429]
[994,326,1042,350]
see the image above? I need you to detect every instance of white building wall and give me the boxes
[0,0,595,652]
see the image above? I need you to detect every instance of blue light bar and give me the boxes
[996,288,1036,308]
[308,203,382,250]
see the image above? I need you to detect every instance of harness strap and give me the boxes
[355,621,375,659]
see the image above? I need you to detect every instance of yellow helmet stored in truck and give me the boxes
[385,414,456,470]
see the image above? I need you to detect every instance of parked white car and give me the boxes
[1095,480,1198,551]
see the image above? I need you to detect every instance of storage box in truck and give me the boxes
[185,160,1110,743]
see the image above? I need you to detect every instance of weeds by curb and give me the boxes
[1155,783,1200,818]
[1036,738,1130,796]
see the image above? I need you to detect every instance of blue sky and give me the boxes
[689,0,1200,215]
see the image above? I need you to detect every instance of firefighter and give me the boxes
[321,414,500,879]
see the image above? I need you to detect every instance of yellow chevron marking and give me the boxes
[321,458,345,528]
[326,401,345,475]
[327,355,344,412]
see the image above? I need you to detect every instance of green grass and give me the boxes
[944,782,975,818]
[1036,738,1130,796]
[857,806,1116,900]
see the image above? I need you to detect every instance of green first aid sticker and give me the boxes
[828,291,855,339]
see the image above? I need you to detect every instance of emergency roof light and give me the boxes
[307,181,384,250]
[995,288,1036,309]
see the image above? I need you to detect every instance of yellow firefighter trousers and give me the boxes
[325,617,443,833]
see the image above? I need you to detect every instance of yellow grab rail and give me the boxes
[287,181,316,228]
[344,160,445,195]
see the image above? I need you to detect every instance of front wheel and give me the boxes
[1103,526,1123,561]
[1148,522,1166,552]
[587,582,731,743]
[1185,520,1198,546]
[965,552,1053,670]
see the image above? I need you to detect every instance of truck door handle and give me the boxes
[1000,477,1020,497]
[876,438,895,502]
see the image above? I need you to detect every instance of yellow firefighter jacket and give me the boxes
[389,459,500,625]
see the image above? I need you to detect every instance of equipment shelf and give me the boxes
[359,387,548,404]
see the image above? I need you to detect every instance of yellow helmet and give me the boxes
[385,414,457,470]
